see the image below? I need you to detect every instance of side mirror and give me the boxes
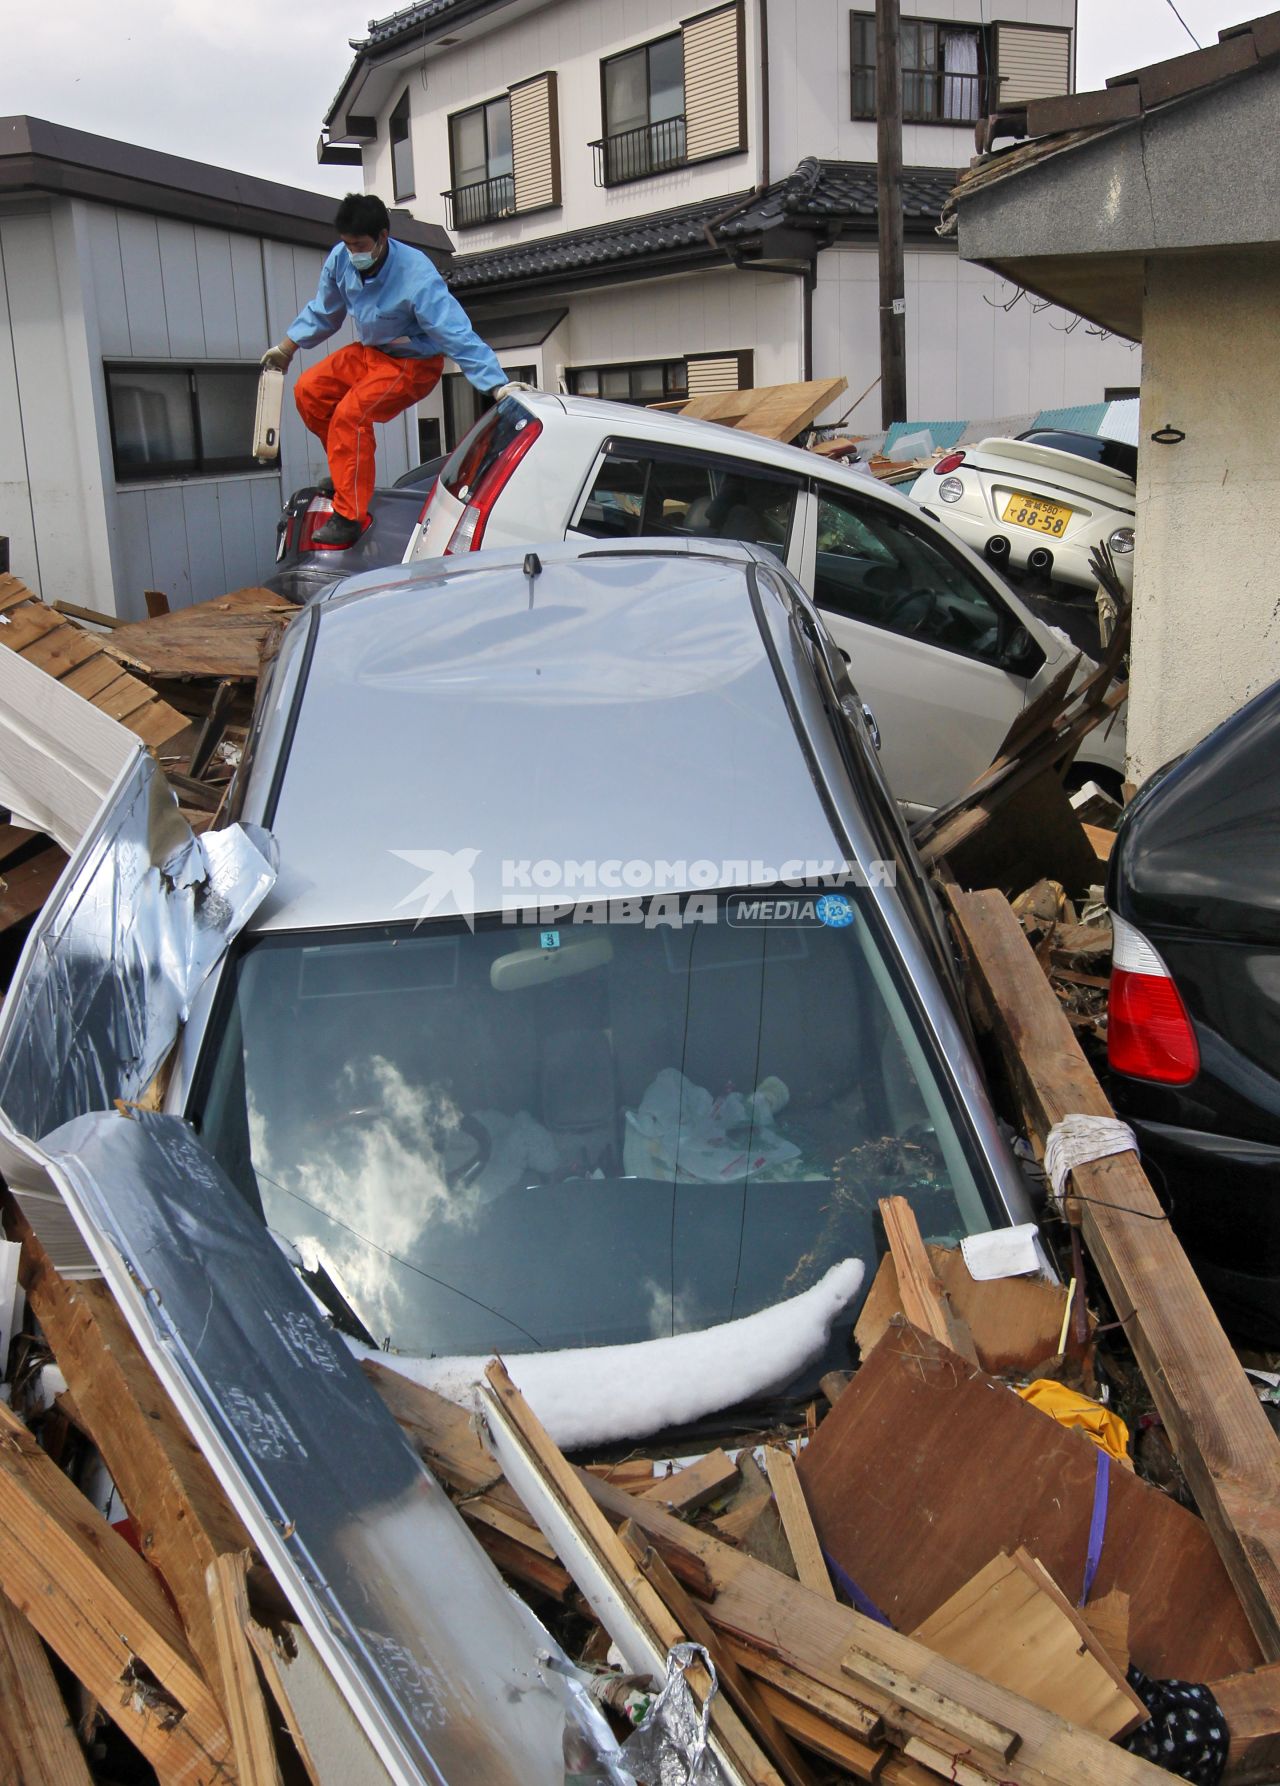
[1000,625,1041,675]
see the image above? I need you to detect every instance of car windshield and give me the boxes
[194,892,1000,1372]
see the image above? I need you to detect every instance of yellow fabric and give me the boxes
[1017,1378,1131,1464]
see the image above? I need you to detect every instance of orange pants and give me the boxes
[293,344,443,523]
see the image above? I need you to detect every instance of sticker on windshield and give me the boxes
[540,930,561,950]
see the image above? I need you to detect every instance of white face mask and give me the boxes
[348,237,384,272]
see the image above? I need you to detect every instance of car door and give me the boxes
[567,440,806,578]
[800,481,1040,816]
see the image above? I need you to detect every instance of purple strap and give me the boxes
[1080,1448,1110,1606]
[822,1549,893,1627]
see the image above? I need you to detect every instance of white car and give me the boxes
[405,393,1125,817]
[909,429,1137,597]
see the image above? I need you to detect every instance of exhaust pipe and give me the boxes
[985,536,1010,564]
[1028,546,1054,576]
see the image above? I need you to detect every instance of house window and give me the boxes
[391,90,415,201]
[105,363,263,482]
[850,14,983,124]
[448,96,515,227]
[597,33,687,185]
[568,360,690,405]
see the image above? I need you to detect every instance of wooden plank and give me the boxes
[621,1525,819,1786]
[1079,1589,1130,1676]
[93,674,159,723]
[59,654,135,702]
[0,1398,236,1784]
[0,576,38,615]
[18,624,99,678]
[750,1678,888,1779]
[879,1197,979,1364]
[0,602,66,652]
[840,1642,1020,1766]
[662,379,848,443]
[855,1248,1077,1375]
[206,1552,284,1786]
[910,1550,1146,1739]
[763,1446,835,1600]
[718,1638,884,1744]
[0,822,38,868]
[638,1447,738,1513]
[950,887,1280,1662]
[0,1590,93,1785]
[1082,822,1116,862]
[103,587,297,682]
[0,845,67,931]
[125,699,195,751]
[243,1623,322,1786]
[1208,1661,1280,1784]
[11,1214,254,1716]
[796,1319,1261,1682]
[580,1470,1177,1786]
[52,600,126,630]
[481,1360,788,1786]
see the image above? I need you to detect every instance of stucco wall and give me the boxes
[1127,249,1280,783]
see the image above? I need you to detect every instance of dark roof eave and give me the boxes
[324,0,521,127]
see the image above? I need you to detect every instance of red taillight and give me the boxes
[444,418,542,554]
[298,497,333,552]
[1107,913,1200,1085]
[934,452,966,475]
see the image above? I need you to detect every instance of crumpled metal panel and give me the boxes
[36,1107,632,1786]
[620,1645,728,1786]
[0,751,276,1142]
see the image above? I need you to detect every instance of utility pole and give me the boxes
[876,0,907,428]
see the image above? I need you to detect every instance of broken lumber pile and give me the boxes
[649,378,848,444]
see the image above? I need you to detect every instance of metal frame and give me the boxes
[103,359,267,485]
[849,11,987,125]
[595,30,687,186]
[445,92,515,227]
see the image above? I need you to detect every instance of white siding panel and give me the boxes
[82,209,130,358]
[511,73,559,212]
[193,228,241,359]
[683,3,745,162]
[181,481,227,603]
[143,486,193,608]
[116,213,169,357]
[996,24,1072,104]
[214,479,261,592]
[229,233,268,357]
[249,475,285,574]
[156,219,205,359]
[110,489,156,621]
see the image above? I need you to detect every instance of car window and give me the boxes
[813,486,1007,664]
[576,450,799,558]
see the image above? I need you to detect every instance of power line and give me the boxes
[1161,0,1201,48]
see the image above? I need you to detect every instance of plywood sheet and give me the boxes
[796,1321,1261,1682]
[104,585,296,681]
[856,1247,1076,1374]
[659,379,848,443]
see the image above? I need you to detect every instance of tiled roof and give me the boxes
[360,0,514,49]
[448,161,953,294]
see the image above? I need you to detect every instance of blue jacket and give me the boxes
[288,237,505,391]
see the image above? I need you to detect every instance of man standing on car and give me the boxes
[261,192,511,547]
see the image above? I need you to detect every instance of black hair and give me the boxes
[334,192,390,238]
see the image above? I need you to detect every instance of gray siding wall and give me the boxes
[1,197,422,621]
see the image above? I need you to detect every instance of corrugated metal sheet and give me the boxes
[882,419,967,454]
[995,24,1072,105]
[683,2,744,163]
[511,73,559,213]
[686,353,743,395]
[1030,402,1110,433]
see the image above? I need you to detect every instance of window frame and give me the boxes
[390,88,415,202]
[446,91,516,229]
[103,359,268,485]
[808,477,1038,671]
[849,11,986,125]
[567,357,690,406]
[596,30,688,186]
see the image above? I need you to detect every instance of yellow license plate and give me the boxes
[1002,492,1071,536]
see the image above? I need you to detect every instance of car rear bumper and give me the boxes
[1128,1115,1280,1342]
[925,503,1133,596]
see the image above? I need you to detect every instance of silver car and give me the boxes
[167,538,1032,1419]
[406,393,1126,818]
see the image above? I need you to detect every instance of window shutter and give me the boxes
[681,2,746,162]
[995,25,1071,104]
[510,72,560,212]
[686,350,752,395]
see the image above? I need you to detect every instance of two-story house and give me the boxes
[319,0,1139,450]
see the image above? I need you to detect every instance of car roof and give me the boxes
[522,390,908,507]
[252,539,848,932]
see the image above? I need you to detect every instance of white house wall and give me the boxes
[767,0,1076,174]
[812,242,1139,429]
[362,0,763,246]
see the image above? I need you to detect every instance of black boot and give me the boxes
[312,511,363,548]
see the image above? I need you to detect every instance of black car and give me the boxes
[263,456,444,605]
[1106,680,1280,1342]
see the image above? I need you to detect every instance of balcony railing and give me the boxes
[589,116,687,188]
[904,69,982,124]
[442,172,516,230]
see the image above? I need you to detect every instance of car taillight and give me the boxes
[1107,912,1200,1085]
[934,451,966,475]
[444,418,542,554]
[297,497,333,552]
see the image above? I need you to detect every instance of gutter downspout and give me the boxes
[760,0,770,187]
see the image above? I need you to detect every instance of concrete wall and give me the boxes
[0,196,421,621]
[812,241,1140,430]
[1127,249,1280,782]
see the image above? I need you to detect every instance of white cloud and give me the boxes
[1076,0,1264,91]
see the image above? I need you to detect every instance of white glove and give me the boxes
[491,380,537,402]
[260,340,296,373]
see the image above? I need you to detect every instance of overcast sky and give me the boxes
[0,0,1261,198]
